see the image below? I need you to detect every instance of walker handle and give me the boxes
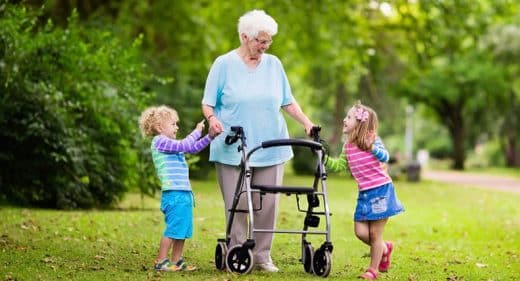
[225,126,245,145]
[310,126,322,142]
[261,139,322,150]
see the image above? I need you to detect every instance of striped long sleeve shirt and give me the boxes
[151,130,212,191]
[326,137,392,191]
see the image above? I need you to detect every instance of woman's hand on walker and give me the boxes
[304,122,315,137]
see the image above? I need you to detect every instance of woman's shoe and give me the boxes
[256,262,279,272]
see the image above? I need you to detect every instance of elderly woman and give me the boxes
[201,9,314,272]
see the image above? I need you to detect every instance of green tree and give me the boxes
[114,0,237,178]
[15,0,519,176]
[482,23,520,167]
[387,0,514,169]
[271,1,372,146]
[0,4,153,208]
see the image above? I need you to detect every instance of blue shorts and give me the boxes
[354,182,404,222]
[160,191,194,239]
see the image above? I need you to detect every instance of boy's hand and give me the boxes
[196,120,205,131]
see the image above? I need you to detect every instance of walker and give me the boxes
[214,126,333,277]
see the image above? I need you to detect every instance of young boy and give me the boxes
[139,105,219,271]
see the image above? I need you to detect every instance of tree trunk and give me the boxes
[451,128,466,170]
[504,90,519,167]
[446,106,466,170]
[505,135,519,167]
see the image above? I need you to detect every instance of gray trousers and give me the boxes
[216,163,284,264]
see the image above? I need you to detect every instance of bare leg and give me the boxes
[367,219,388,271]
[170,239,185,263]
[354,221,370,245]
[157,236,173,261]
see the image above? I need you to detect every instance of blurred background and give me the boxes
[1,0,519,209]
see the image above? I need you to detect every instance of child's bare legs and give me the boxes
[354,219,388,271]
[157,236,173,261]
[157,237,185,263]
[170,239,185,263]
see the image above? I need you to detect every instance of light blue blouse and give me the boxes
[202,50,294,167]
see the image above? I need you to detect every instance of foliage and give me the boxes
[466,139,506,168]
[112,0,238,179]
[1,173,519,280]
[0,4,153,208]
[291,144,318,175]
[3,0,520,211]
[381,0,516,169]
[482,23,520,166]
[420,134,453,159]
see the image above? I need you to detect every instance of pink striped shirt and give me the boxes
[345,142,392,191]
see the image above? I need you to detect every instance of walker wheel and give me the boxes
[312,248,332,277]
[225,244,254,274]
[302,243,314,274]
[215,242,227,270]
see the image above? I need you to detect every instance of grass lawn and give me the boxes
[1,172,519,280]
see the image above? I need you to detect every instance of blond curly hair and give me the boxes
[138,105,179,137]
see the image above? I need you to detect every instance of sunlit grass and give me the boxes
[1,172,519,280]
[426,158,520,179]
[464,166,520,179]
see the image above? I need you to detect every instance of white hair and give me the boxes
[237,10,278,44]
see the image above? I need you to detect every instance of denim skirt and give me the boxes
[354,182,404,222]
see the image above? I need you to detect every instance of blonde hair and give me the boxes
[138,105,179,137]
[348,101,378,151]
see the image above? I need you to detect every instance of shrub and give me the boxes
[292,145,316,175]
[0,4,153,209]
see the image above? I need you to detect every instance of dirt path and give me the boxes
[422,169,520,194]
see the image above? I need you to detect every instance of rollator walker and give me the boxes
[214,126,333,277]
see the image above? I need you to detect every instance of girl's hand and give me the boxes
[380,162,389,175]
[366,130,376,149]
[196,120,205,131]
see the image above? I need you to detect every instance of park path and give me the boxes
[422,169,520,194]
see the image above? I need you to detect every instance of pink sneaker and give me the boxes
[378,242,393,272]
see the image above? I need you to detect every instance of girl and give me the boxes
[139,105,219,272]
[326,101,404,280]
